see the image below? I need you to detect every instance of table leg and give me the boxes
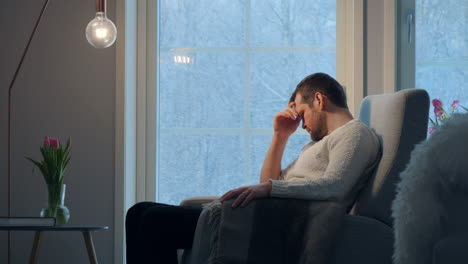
[29,231,43,264]
[82,231,98,264]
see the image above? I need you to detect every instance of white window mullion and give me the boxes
[244,0,252,185]
[135,0,157,203]
[115,0,138,263]
[136,0,147,203]
[396,0,415,90]
[336,0,364,117]
[145,0,157,202]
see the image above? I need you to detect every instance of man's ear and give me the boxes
[314,92,326,110]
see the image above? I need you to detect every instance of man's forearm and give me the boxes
[259,133,289,183]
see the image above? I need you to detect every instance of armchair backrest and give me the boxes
[350,89,429,226]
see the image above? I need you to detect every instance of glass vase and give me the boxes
[40,184,70,225]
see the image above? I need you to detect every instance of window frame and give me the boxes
[336,0,365,115]
[396,0,416,91]
[114,0,372,263]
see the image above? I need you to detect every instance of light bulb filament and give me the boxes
[96,28,108,39]
[85,10,117,48]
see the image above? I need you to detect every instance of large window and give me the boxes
[415,0,467,123]
[157,0,337,204]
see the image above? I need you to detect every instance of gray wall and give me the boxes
[0,0,116,263]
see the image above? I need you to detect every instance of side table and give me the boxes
[0,225,108,264]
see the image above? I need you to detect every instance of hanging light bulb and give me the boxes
[86,0,117,49]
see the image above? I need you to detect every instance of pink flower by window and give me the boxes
[428,126,435,134]
[429,99,467,135]
[451,100,460,111]
[432,99,443,109]
[434,108,444,117]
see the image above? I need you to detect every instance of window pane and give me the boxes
[159,51,245,128]
[250,134,310,184]
[157,0,336,205]
[158,134,245,205]
[250,0,336,46]
[416,0,468,126]
[160,0,245,47]
[250,52,336,128]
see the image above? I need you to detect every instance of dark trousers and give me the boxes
[125,202,203,264]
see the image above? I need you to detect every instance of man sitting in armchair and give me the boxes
[125,72,381,264]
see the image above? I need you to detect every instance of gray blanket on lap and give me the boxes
[203,198,347,264]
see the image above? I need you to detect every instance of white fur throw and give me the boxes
[392,113,468,264]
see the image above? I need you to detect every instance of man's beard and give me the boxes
[310,112,327,141]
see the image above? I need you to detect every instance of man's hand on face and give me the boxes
[273,102,301,138]
[219,181,273,208]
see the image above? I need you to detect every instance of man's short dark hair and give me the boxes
[290,73,348,109]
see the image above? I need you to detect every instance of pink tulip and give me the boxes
[49,138,59,149]
[432,99,443,109]
[451,100,460,111]
[428,126,435,134]
[43,136,50,147]
[434,108,444,117]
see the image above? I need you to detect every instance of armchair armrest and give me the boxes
[179,196,220,208]
[330,215,393,264]
[178,196,219,264]
[182,204,394,264]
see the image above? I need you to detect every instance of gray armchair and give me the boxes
[180,89,430,264]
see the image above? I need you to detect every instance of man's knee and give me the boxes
[126,202,162,224]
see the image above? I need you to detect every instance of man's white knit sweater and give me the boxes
[270,119,381,204]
